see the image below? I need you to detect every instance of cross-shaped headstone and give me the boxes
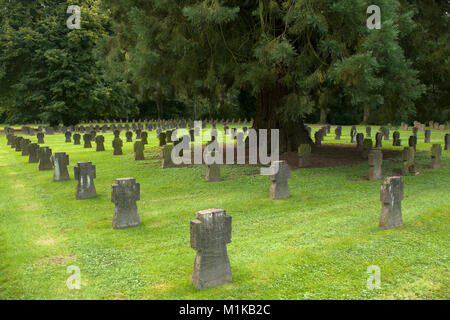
[112,137,123,155]
[111,178,141,229]
[74,161,97,199]
[368,150,382,180]
[134,141,145,160]
[190,208,232,290]
[52,152,70,181]
[38,147,53,171]
[379,176,404,229]
[430,144,442,169]
[402,147,416,175]
[95,135,105,151]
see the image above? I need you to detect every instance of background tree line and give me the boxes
[0,0,448,135]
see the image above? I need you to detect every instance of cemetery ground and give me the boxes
[0,125,448,300]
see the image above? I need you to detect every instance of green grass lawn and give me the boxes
[0,124,448,300]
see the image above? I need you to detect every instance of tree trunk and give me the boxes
[320,104,327,124]
[253,84,313,154]
[362,106,370,124]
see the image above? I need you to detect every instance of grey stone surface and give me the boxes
[37,132,44,144]
[95,135,105,151]
[430,144,442,169]
[206,163,221,182]
[111,178,141,229]
[356,133,364,149]
[134,141,145,160]
[158,132,166,146]
[298,144,311,167]
[140,131,148,145]
[350,127,357,143]
[15,137,23,152]
[380,176,404,229]
[375,132,383,148]
[408,136,417,151]
[21,139,31,156]
[334,126,342,140]
[161,144,175,168]
[73,133,81,145]
[74,161,97,199]
[445,134,449,150]
[65,131,72,143]
[28,143,39,163]
[38,147,53,171]
[424,130,431,143]
[52,152,70,181]
[268,160,290,199]
[368,150,382,181]
[83,133,92,148]
[112,137,123,155]
[190,208,232,290]
[393,131,401,146]
[366,127,371,138]
[402,147,416,175]
[126,131,133,142]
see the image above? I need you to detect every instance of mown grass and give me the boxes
[0,124,448,300]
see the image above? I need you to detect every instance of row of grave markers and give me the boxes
[3,122,449,290]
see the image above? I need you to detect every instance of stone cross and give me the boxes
[314,131,322,146]
[334,126,341,140]
[126,131,133,142]
[356,133,364,149]
[161,144,175,168]
[267,160,290,199]
[298,144,311,167]
[393,131,401,146]
[368,150,383,181]
[140,131,148,145]
[135,129,142,140]
[375,132,383,148]
[424,130,431,143]
[402,147,416,175]
[430,144,442,169]
[158,132,166,147]
[15,137,23,152]
[83,133,92,148]
[6,134,13,146]
[73,133,81,145]
[166,130,173,143]
[206,160,221,182]
[37,132,44,144]
[52,152,70,181]
[383,127,390,141]
[408,135,417,151]
[112,137,123,155]
[74,162,97,199]
[379,176,404,229]
[38,147,53,171]
[111,178,141,229]
[190,208,232,290]
[65,131,72,143]
[95,135,105,151]
[9,135,17,149]
[350,126,357,143]
[21,139,31,156]
[134,141,145,160]
[28,143,39,163]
